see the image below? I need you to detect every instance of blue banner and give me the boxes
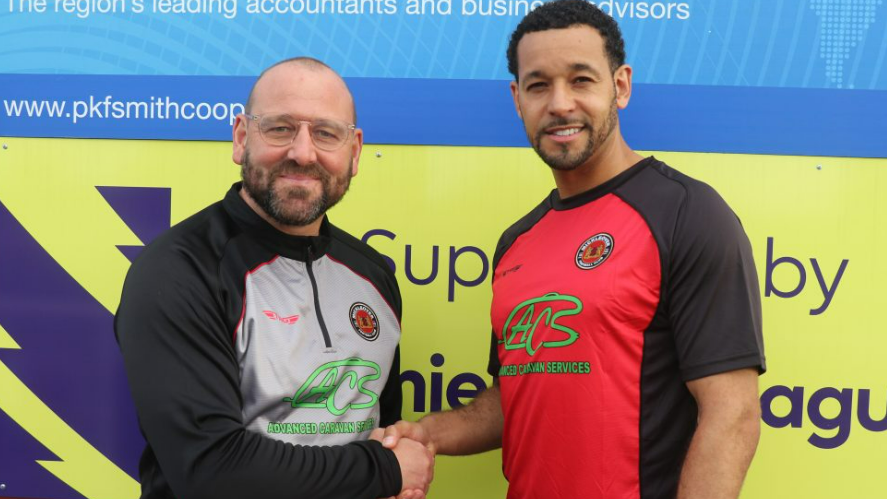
[2,74,886,157]
[2,1,886,89]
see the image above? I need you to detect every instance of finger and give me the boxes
[427,461,434,493]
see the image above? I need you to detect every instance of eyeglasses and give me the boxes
[244,113,356,151]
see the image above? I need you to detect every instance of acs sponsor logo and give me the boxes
[500,292,582,356]
[283,358,381,416]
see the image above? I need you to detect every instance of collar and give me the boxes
[550,156,656,211]
[222,182,332,261]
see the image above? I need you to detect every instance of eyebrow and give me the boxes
[570,63,603,78]
[522,63,604,82]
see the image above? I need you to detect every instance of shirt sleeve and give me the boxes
[115,248,402,499]
[379,345,403,427]
[668,181,766,382]
[487,329,501,377]
[377,265,403,427]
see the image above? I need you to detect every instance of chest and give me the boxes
[233,256,400,432]
[491,194,662,362]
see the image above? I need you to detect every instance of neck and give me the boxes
[239,188,324,236]
[551,131,644,199]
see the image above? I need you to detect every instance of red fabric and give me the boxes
[492,193,660,499]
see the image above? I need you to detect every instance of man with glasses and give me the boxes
[116,57,433,499]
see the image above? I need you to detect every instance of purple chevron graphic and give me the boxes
[96,187,172,262]
[0,199,143,499]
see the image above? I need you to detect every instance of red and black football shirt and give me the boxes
[488,157,765,499]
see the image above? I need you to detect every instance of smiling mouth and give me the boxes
[551,127,582,136]
[544,125,585,141]
[278,168,322,180]
[276,174,321,189]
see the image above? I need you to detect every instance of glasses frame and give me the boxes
[244,113,356,151]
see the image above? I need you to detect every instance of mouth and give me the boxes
[279,172,318,180]
[544,125,585,143]
[277,172,321,188]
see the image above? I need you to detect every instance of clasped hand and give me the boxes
[370,421,435,499]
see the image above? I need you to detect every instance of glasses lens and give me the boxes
[255,115,352,150]
[258,115,296,146]
[311,120,349,150]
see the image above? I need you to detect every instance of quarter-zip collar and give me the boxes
[223,182,331,261]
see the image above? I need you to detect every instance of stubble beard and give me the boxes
[241,150,352,227]
[529,95,619,172]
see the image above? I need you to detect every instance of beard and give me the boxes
[241,150,352,227]
[529,95,619,171]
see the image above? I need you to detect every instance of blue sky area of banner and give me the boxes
[1,74,885,158]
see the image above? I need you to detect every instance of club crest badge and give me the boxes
[349,303,379,341]
[575,233,614,270]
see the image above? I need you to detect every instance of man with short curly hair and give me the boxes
[374,1,765,498]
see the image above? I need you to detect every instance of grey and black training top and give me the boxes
[115,183,403,499]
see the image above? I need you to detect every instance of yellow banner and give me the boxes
[0,137,885,498]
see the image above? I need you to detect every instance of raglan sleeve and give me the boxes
[487,230,513,378]
[668,182,766,382]
[378,267,403,427]
[114,246,402,499]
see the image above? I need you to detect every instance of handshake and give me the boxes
[369,384,503,498]
[370,420,436,499]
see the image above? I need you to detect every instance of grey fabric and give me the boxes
[237,255,401,445]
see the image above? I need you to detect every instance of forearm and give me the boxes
[677,401,760,499]
[419,382,503,455]
[175,437,400,499]
[126,348,403,499]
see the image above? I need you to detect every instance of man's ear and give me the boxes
[510,80,523,119]
[614,64,633,110]
[232,114,249,165]
[350,128,364,177]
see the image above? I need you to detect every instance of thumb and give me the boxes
[382,424,402,448]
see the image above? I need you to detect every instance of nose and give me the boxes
[547,82,575,117]
[286,122,318,166]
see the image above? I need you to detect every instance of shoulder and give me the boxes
[623,159,735,214]
[327,223,402,316]
[653,159,737,217]
[618,158,746,251]
[328,223,397,281]
[493,195,553,266]
[122,201,231,301]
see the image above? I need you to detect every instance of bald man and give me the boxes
[116,58,433,499]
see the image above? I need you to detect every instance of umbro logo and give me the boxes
[263,310,300,325]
